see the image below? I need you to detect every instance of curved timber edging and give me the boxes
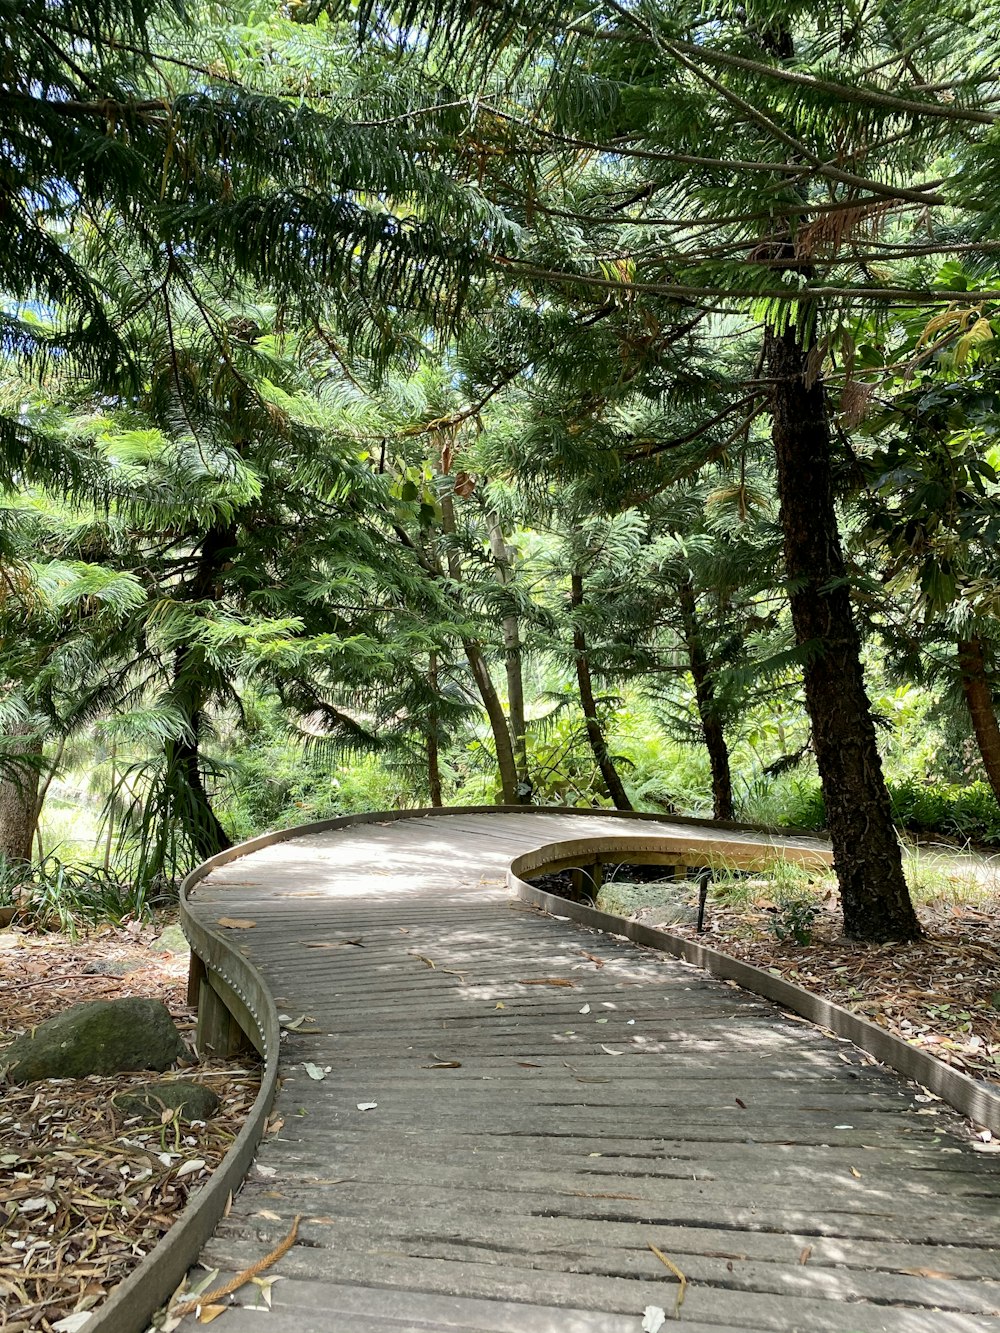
[82,802,905,1333]
[508,835,1000,1137]
[85,872,281,1333]
[83,805,663,1332]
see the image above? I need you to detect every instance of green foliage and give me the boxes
[888,778,1000,846]
[0,855,148,935]
[218,741,417,841]
[769,898,821,947]
[5,0,1000,940]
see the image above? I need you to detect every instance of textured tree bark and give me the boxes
[166,521,236,863]
[766,321,919,941]
[570,573,633,810]
[439,489,518,803]
[957,636,1000,805]
[426,652,444,807]
[0,724,41,863]
[677,578,734,821]
[488,515,531,802]
[463,640,519,804]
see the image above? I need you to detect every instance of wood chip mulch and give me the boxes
[0,922,261,1332]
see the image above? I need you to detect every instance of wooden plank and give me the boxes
[128,808,1000,1333]
[207,1216,1000,1315]
[195,1240,1000,1332]
[193,1278,720,1333]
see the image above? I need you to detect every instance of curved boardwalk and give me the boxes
[182,812,1000,1332]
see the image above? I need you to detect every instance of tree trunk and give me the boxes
[463,640,519,804]
[957,636,1000,804]
[570,573,633,810]
[0,724,42,863]
[104,743,118,872]
[165,709,232,861]
[426,652,444,807]
[165,521,236,865]
[438,487,519,804]
[677,578,734,821]
[766,321,918,941]
[488,514,531,802]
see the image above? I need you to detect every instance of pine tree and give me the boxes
[330,0,1000,938]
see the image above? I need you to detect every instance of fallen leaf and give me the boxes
[175,1158,206,1178]
[517,977,575,987]
[356,1102,378,1111]
[197,1305,227,1324]
[579,1004,591,1014]
[494,1002,505,1009]
[255,1165,277,1178]
[52,1315,93,1333]
[641,1306,666,1333]
[850,1166,862,1179]
[799,1246,812,1265]
[216,917,256,929]
[250,1275,283,1309]
[423,1061,461,1069]
[648,1243,687,1316]
[517,1061,542,1068]
[579,950,605,969]
[253,1210,282,1221]
[601,1045,624,1056]
[303,1063,327,1081]
[735,1097,747,1109]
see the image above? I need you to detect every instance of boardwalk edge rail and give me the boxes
[87,804,1000,1332]
[509,833,1000,1137]
[88,804,691,1333]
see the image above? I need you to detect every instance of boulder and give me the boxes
[597,881,698,927]
[114,1078,219,1122]
[0,997,188,1085]
[82,958,145,977]
[150,925,189,956]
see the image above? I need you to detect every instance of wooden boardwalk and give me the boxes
[181,811,1000,1332]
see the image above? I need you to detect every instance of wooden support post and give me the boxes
[589,861,603,894]
[187,952,207,1008]
[196,972,258,1059]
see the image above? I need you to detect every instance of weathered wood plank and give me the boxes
[175,811,1000,1333]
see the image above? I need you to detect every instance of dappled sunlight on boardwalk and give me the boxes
[185,812,1000,1332]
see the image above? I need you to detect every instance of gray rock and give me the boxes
[634,901,698,927]
[150,924,189,955]
[597,880,698,926]
[82,958,144,977]
[0,998,188,1085]
[114,1078,219,1122]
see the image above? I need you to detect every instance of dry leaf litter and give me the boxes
[0,919,260,1331]
[6,850,1000,1326]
